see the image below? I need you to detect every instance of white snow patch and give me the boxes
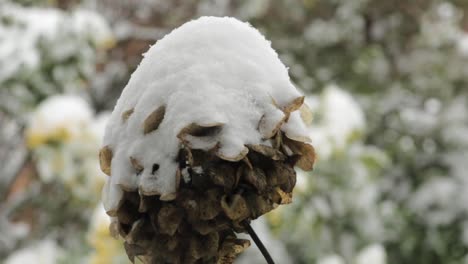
[317,255,345,264]
[306,85,365,159]
[26,95,93,140]
[102,16,307,211]
[0,2,112,83]
[458,34,468,57]
[355,244,387,264]
[4,239,63,264]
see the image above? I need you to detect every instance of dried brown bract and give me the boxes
[102,105,315,264]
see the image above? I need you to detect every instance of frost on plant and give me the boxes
[100,16,315,263]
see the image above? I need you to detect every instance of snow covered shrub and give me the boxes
[100,16,315,263]
[317,243,387,264]
[0,1,114,261]
[0,1,113,116]
[26,95,108,204]
[4,238,64,264]
[247,0,468,263]
[268,86,389,263]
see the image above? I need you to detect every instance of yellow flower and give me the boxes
[26,126,72,149]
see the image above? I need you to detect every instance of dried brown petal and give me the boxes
[199,189,222,220]
[275,187,293,204]
[160,192,177,201]
[203,232,220,257]
[138,195,147,213]
[118,182,138,192]
[109,220,120,239]
[191,168,213,191]
[166,236,179,251]
[245,194,275,218]
[121,108,134,122]
[157,205,183,236]
[221,194,250,221]
[242,166,267,193]
[192,217,229,235]
[257,112,286,139]
[207,162,238,191]
[299,103,313,125]
[150,234,182,263]
[246,144,285,160]
[268,187,292,205]
[272,130,282,150]
[283,96,305,114]
[124,242,145,263]
[283,131,312,143]
[129,157,144,174]
[116,192,140,225]
[180,146,194,166]
[191,149,213,167]
[178,192,199,221]
[280,168,297,193]
[138,185,161,196]
[143,105,166,134]
[178,122,224,138]
[126,219,148,244]
[295,145,316,171]
[183,255,199,264]
[99,145,112,176]
[218,238,251,264]
[216,146,249,162]
[283,137,316,171]
[188,236,203,260]
[174,168,181,192]
[139,195,161,213]
[177,123,223,150]
[269,162,296,188]
[242,156,253,170]
[162,249,182,264]
[118,222,131,238]
[267,188,282,205]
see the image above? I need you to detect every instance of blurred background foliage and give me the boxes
[1,0,468,263]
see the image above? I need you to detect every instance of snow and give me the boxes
[102,16,309,212]
[72,9,114,48]
[26,95,108,202]
[86,205,128,264]
[458,34,468,57]
[317,255,345,264]
[89,204,111,234]
[306,85,365,159]
[0,2,113,83]
[0,3,60,82]
[316,244,386,264]
[26,95,93,147]
[355,244,386,264]
[4,239,63,264]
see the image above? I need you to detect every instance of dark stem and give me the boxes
[243,221,275,264]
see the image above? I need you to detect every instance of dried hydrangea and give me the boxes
[100,16,315,263]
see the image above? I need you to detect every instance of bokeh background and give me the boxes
[1,0,468,263]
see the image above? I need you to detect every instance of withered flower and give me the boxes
[100,17,315,264]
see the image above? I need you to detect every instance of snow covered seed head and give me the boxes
[100,16,315,263]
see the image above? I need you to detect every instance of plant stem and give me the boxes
[243,221,275,264]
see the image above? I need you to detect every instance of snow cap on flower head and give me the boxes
[101,16,311,213]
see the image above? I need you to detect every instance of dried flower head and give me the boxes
[100,16,315,263]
